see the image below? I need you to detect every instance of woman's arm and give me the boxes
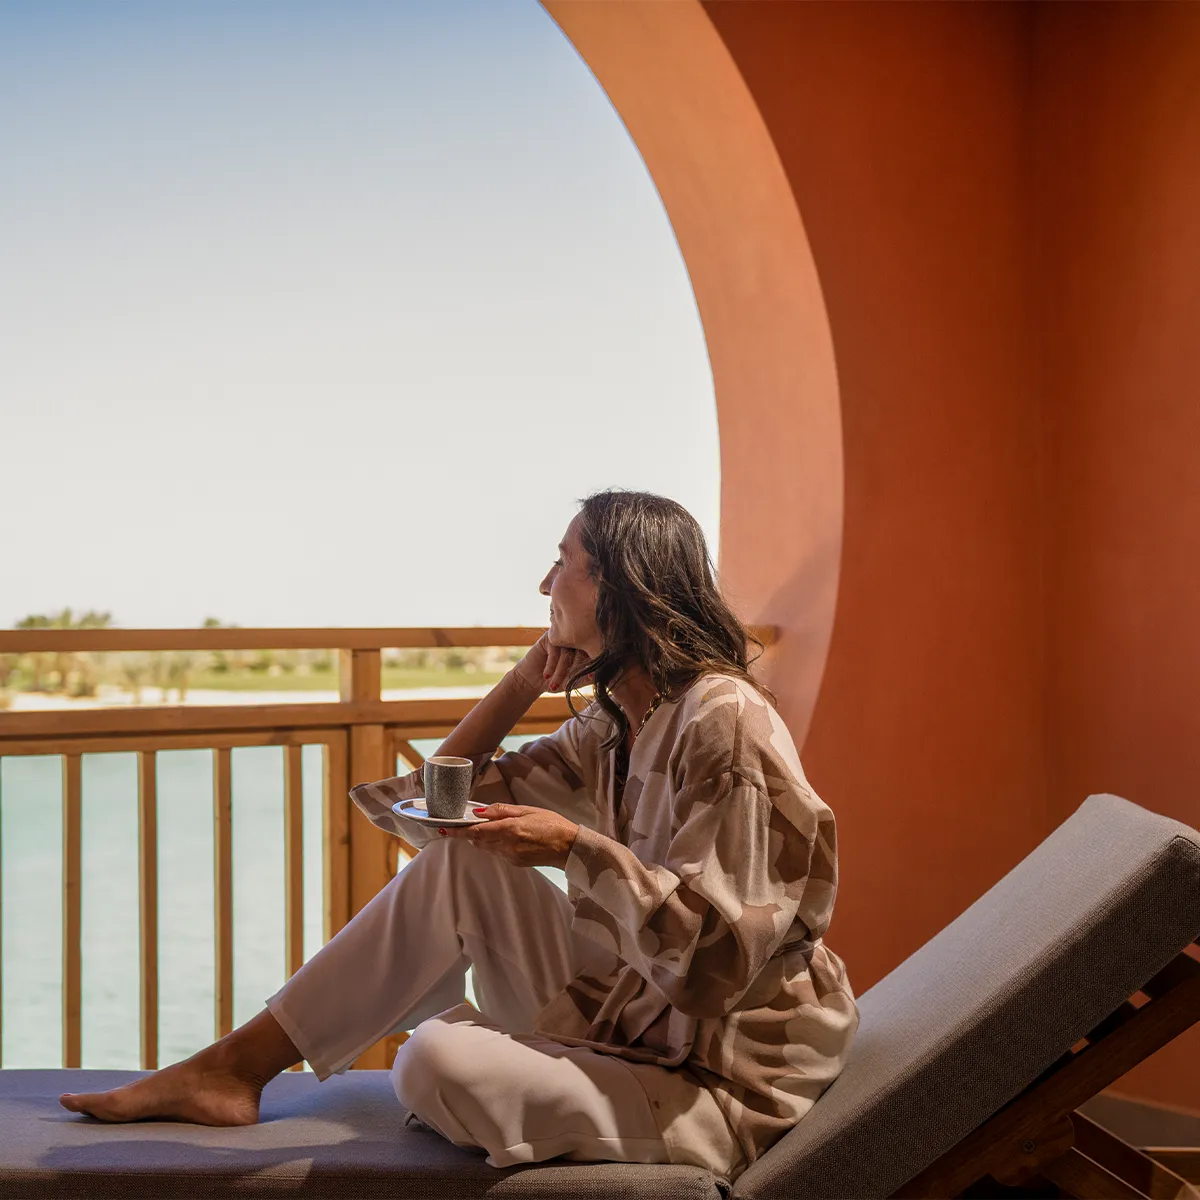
[435,631,592,759]
[433,665,543,760]
[564,771,818,1019]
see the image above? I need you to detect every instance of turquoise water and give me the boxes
[0,735,564,1069]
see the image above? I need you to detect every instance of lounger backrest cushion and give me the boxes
[731,793,1200,1200]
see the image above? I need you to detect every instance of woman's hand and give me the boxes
[513,631,595,694]
[439,803,579,869]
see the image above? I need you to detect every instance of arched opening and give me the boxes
[544,0,843,746]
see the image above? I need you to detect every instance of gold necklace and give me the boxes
[632,693,663,741]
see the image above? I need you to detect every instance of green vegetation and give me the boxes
[1,611,524,706]
[184,667,506,692]
[1,608,116,706]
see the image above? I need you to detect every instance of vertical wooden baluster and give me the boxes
[62,753,82,1068]
[0,757,5,1069]
[387,737,422,868]
[339,650,392,916]
[283,745,304,1069]
[214,748,233,1041]
[339,650,394,1072]
[323,735,350,946]
[284,745,304,979]
[138,750,159,1070]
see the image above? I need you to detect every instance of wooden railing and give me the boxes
[0,625,774,1072]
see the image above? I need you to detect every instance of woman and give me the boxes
[60,489,859,1183]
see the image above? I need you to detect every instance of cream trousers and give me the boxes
[265,835,744,1177]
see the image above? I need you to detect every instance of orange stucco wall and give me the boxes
[550,0,1200,1115]
[704,0,1200,1112]
[704,0,1050,1004]
[1036,4,1200,1111]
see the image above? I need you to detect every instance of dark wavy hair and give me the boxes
[563,489,774,751]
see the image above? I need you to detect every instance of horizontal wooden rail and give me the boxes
[0,627,550,654]
[0,696,575,745]
[385,717,567,748]
[0,625,778,654]
[0,728,349,759]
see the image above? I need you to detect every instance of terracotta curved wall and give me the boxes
[550,0,1200,1113]
[1037,3,1200,1111]
[706,0,1200,1114]
[702,0,1049,996]
[543,0,845,748]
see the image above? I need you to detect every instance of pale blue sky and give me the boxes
[0,0,718,629]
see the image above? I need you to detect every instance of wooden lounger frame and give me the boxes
[893,940,1200,1199]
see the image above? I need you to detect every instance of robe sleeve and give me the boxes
[563,767,817,1019]
[349,701,602,851]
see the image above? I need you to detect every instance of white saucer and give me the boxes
[392,799,487,829]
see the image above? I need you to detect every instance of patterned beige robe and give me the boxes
[350,673,860,1169]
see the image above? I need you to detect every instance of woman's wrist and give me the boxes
[509,660,545,696]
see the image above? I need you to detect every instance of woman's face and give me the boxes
[539,513,601,657]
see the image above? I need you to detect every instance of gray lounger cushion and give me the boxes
[731,793,1200,1200]
[0,1069,727,1199]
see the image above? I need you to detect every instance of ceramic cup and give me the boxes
[423,755,474,819]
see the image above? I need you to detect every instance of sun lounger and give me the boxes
[0,792,1197,1199]
[735,792,1200,1200]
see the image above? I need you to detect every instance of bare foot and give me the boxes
[59,1044,264,1125]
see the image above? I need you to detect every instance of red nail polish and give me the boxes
[473,807,487,815]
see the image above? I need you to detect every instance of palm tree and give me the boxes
[168,653,194,703]
[15,613,53,692]
[0,654,15,709]
[15,609,113,696]
[204,616,230,675]
[122,655,148,705]
[72,609,112,697]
